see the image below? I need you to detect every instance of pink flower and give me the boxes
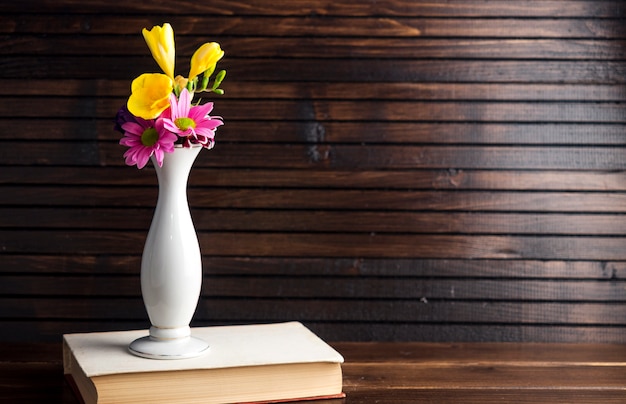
[161,88,223,148]
[119,117,178,169]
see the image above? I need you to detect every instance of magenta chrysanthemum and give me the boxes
[161,88,223,148]
[119,117,178,169]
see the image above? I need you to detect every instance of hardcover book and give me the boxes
[63,321,345,404]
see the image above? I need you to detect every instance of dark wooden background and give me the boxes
[1,0,625,343]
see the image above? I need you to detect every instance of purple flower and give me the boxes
[113,105,137,134]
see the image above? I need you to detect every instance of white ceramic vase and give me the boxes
[129,145,209,359]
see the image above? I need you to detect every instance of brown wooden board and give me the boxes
[1,0,625,343]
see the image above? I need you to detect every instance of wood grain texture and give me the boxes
[2,0,625,17]
[3,16,626,38]
[1,342,625,403]
[0,0,625,343]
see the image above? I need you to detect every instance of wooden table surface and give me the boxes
[1,342,625,403]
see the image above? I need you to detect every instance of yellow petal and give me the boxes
[142,23,176,79]
[127,73,173,119]
[174,75,189,91]
[188,42,224,81]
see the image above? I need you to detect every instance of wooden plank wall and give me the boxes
[1,0,625,342]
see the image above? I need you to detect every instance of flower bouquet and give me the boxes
[114,23,226,169]
[115,23,227,359]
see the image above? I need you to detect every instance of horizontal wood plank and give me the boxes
[2,298,626,325]
[3,81,626,102]
[335,341,626,364]
[3,255,625,279]
[3,321,625,344]
[2,143,625,170]
[3,16,626,39]
[3,208,626,235]
[342,390,626,404]
[3,0,624,17]
[2,275,625,301]
[3,120,626,145]
[2,167,626,191]
[5,36,626,60]
[3,187,624,212]
[343,364,626,389]
[2,58,625,82]
[2,230,625,259]
[200,233,626,260]
[3,99,626,123]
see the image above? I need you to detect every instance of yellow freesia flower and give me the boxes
[142,23,175,79]
[127,73,174,119]
[188,42,224,81]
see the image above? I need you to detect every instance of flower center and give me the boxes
[140,127,159,146]
[175,117,196,131]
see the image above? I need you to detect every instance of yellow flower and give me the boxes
[127,73,174,119]
[188,42,224,81]
[142,23,175,79]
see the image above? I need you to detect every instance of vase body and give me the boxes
[129,145,209,359]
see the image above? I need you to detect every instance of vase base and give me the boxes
[129,335,209,360]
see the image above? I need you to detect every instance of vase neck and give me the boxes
[152,146,202,188]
